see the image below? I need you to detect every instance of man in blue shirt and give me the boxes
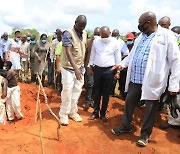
[111,12,180,147]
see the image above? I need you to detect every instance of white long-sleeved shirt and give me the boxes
[0,39,11,58]
[117,38,129,56]
[89,37,121,67]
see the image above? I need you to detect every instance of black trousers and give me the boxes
[122,82,158,137]
[56,73,62,92]
[85,67,94,104]
[119,68,127,99]
[0,57,4,69]
[48,60,54,85]
[93,65,115,117]
[110,68,127,99]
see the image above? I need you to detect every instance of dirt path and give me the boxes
[0,83,179,154]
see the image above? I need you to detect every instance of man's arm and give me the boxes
[62,31,83,80]
[56,55,61,73]
[4,41,11,61]
[1,78,8,99]
[0,70,7,78]
[6,70,13,81]
[65,46,83,80]
[89,40,96,75]
[34,43,41,63]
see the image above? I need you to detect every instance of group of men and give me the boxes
[58,12,180,147]
[0,11,180,147]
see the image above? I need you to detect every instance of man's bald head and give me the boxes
[139,11,157,24]
[94,27,100,36]
[171,26,180,34]
[112,29,120,37]
[100,26,111,38]
[26,32,31,37]
[75,15,87,32]
[138,11,158,35]
[75,15,87,23]
[158,16,171,29]
[3,32,8,40]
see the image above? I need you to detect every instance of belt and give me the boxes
[94,65,113,69]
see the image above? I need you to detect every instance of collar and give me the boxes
[74,25,83,37]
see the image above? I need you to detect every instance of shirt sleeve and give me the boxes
[4,40,11,52]
[114,41,122,65]
[62,31,73,47]
[34,43,40,59]
[167,32,180,92]
[89,41,96,66]
[55,42,62,56]
[49,43,54,62]
[121,43,129,56]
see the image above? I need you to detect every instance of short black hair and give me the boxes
[6,61,12,68]
[15,30,20,35]
[30,35,36,40]
[40,33,47,39]
[75,15,87,23]
[56,30,62,37]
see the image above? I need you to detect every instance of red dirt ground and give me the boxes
[0,83,179,154]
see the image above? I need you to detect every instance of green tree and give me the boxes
[9,27,40,39]
[86,29,93,38]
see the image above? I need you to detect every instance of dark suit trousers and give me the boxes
[122,82,158,137]
[93,65,115,117]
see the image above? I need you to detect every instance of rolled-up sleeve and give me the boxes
[62,31,73,47]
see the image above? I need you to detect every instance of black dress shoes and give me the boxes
[111,125,132,135]
[88,114,99,120]
[100,116,108,123]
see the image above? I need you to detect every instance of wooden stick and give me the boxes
[35,84,41,123]
[39,102,45,154]
[37,75,61,140]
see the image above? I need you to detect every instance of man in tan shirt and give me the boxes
[59,15,87,126]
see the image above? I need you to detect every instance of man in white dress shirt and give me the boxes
[88,26,121,122]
